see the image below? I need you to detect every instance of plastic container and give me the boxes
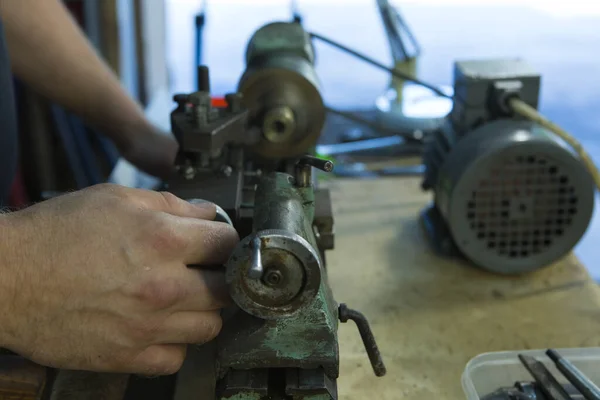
[462,348,600,399]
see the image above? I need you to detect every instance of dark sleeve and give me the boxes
[0,21,17,207]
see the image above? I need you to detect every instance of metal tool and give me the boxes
[518,354,573,400]
[481,351,600,400]
[547,349,600,400]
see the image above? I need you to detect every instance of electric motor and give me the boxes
[422,59,594,274]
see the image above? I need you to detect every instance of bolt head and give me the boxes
[263,270,283,287]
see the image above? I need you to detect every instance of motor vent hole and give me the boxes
[466,154,580,259]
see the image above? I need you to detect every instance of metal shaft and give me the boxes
[197,65,210,92]
[547,349,600,400]
[519,354,573,400]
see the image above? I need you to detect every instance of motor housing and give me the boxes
[422,59,594,274]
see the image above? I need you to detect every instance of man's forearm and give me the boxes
[0,0,151,152]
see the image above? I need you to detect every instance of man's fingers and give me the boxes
[94,184,217,220]
[130,344,187,376]
[139,191,217,220]
[157,311,222,345]
[177,268,231,311]
[175,218,239,265]
[129,267,230,313]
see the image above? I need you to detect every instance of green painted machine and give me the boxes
[212,155,387,400]
[166,21,387,400]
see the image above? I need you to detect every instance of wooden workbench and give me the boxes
[325,176,600,400]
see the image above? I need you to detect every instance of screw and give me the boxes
[264,270,283,287]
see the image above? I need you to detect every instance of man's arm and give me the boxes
[0,0,177,177]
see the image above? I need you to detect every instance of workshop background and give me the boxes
[53,0,600,278]
[169,0,600,280]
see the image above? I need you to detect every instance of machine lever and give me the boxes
[339,303,387,377]
[248,237,264,279]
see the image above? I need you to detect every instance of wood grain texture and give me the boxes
[322,177,600,400]
[0,356,46,400]
[49,371,129,400]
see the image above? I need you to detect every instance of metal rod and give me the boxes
[547,349,600,400]
[339,304,386,377]
[197,65,210,93]
[194,0,206,89]
[519,354,573,400]
[298,155,334,172]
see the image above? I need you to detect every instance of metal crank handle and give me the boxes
[339,303,387,377]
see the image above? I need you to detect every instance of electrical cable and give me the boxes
[309,32,451,99]
[508,97,600,192]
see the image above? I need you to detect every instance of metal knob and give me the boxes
[295,155,334,187]
[248,237,264,279]
[298,154,334,172]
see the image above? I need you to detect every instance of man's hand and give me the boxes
[0,184,238,375]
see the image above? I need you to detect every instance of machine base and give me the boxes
[419,204,462,258]
[217,368,337,400]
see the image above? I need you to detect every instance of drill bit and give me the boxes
[519,354,573,400]
[546,349,600,400]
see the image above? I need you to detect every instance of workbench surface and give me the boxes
[325,176,600,400]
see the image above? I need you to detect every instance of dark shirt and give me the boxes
[0,21,17,207]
